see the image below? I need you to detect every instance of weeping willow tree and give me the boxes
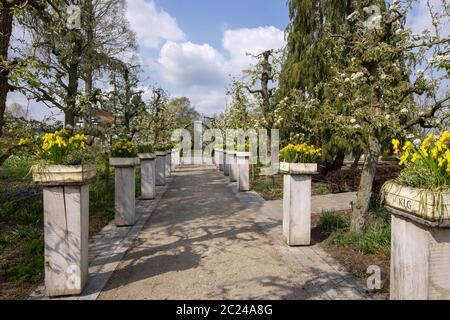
[279,0,356,173]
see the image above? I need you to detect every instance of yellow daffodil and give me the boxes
[392,139,400,152]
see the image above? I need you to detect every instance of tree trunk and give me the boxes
[0,5,13,137]
[351,149,363,169]
[83,0,94,128]
[350,135,381,234]
[320,148,346,175]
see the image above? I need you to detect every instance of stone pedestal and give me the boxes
[388,208,450,300]
[138,153,156,200]
[110,158,136,227]
[155,152,166,186]
[229,151,238,182]
[237,152,250,192]
[166,151,172,177]
[174,149,181,166]
[223,151,229,176]
[218,149,224,172]
[171,149,176,171]
[33,164,96,297]
[281,162,317,246]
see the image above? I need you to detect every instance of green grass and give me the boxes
[322,207,391,256]
[318,211,350,232]
[0,155,36,181]
[6,257,44,284]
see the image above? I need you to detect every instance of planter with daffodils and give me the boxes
[382,132,450,300]
[30,129,95,297]
[280,143,321,246]
[110,140,138,227]
[138,145,156,200]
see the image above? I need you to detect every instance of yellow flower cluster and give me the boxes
[112,140,138,157]
[281,143,322,156]
[41,129,87,152]
[392,132,450,173]
[18,138,30,146]
[280,143,321,163]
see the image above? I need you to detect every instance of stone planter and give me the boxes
[110,157,137,227]
[138,153,156,200]
[280,162,318,175]
[32,164,96,297]
[155,152,167,186]
[237,152,251,192]
[218,149,224,172]
[383,182,450,222]
[229,151,238,182]
[223,150,229,176]
[166,151,172,177]
[383,182,450,300]
[281,162,318,246]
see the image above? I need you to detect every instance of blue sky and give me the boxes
[126,0,289,116]
[152,0,289,49]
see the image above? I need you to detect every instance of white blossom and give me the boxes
[413,139,421,146]
[407,134,415,139]
[400,108,408,113]
[350,118,357,124]
[347,11,359,21]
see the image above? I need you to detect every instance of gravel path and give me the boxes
[99,165,367,300]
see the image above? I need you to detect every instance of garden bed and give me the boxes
[251,165,400,201]
[311,208,391,300]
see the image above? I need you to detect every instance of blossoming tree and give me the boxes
[313,0,449,233]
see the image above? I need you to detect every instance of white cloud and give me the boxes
[172,87,227,115]
[157,41,226,87]
[126,0,185,49]
[153,26,286,115]
[223,26,286,73]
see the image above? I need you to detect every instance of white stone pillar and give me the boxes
[138,153,156,200]
[33,164,96,297]
[171,149,176,171]
[281,162,317,246]
[218,149,224,172]
[229,151,238,182]
[388,209,450,300]
[110,158,137,227]
[155,152,166,186]
[166,151,172,177]
[223,151,229,176]
[237,152,250,191]
[174,149,181,166]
